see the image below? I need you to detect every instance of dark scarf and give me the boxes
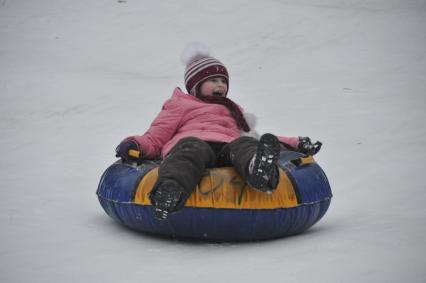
[198,95,250,132]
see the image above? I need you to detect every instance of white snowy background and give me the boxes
[1,0,425,282]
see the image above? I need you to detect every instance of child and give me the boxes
[115,44,321,220]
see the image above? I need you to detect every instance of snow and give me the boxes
[1,0,425,282]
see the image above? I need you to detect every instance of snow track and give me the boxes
[1,0,425,282]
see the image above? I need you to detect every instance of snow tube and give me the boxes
[96,151,332,241]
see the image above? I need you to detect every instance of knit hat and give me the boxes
[181,43,229,96]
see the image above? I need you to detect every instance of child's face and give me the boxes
[199,77,228,97]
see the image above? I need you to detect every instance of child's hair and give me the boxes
[181,43,229,96]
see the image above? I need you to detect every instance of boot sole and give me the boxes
[248,133,280,192]
[150,183,183,220]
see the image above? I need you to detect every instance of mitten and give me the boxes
[297,137,322,156]
[115,140,143,163]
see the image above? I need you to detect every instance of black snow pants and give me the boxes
[154,136,260,203]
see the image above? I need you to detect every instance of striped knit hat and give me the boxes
[181,43,229,96]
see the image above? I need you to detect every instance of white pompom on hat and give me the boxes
[181,42,229,95]
[181,42,211,66]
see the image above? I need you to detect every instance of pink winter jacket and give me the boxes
[125,87,299,158]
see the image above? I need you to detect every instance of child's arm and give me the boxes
[279,136,322,155]
[242,112,320,155]
[242,112,300,150]
[277,136,300,150]
[121,99,183,159]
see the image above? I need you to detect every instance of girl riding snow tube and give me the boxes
[97,43,331,241]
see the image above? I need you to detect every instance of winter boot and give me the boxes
[149,180,185,220]
[247,133,281,193]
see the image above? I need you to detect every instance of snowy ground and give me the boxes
[1,0,425,282]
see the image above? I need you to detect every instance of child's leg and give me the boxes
[225,134,280,192]
[221,136,258,173]
[157,137,216,192]
[149,137,216,219]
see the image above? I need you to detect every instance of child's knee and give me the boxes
[174,137,212,153]
[176,137,205,147]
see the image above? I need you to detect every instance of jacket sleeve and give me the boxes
[277,136,299,150]
[123,99,183,158]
